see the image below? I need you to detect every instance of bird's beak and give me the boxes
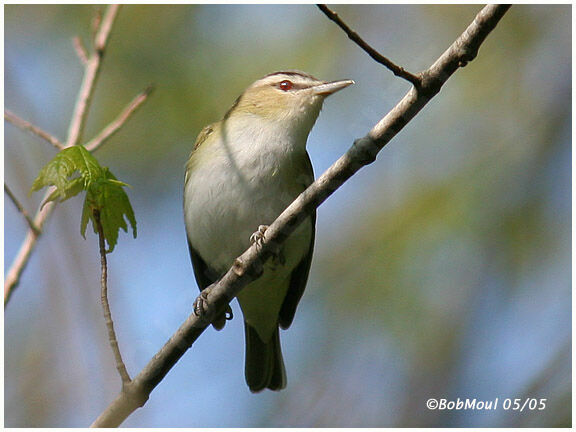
[312,79,355,96]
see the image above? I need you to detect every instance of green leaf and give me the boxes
[31,146,137,252]
[83,169,137,252]
[44,177,85,206]
[31,146,104,201]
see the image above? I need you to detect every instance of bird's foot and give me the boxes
[193,287,233,330]
[250,224,268,249]
[249,224,287,267]
[193,288,210,317]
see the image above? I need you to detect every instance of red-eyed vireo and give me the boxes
[184,71,353,392]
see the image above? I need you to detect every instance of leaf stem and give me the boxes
[94,208,132,386]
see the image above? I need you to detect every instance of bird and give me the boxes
[184,70,353,392]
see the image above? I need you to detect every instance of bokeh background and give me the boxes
[4,4,571,428]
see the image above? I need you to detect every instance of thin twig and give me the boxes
[66,4,120,147]
[4,110,65,150]
[4,184,41,235]
[4,191,55,305]
[317,4,422,87]
[91,8,103,44]
[94,6,117,51]
[94,209,132,386]
[73,36,89,65]
[91,4,511,427]
[85,86,154,152]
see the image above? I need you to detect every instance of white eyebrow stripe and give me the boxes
[254,73,323,89]
[264,70,319,81]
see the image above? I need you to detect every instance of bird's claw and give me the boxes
[193,287,233,330]
[193,289,209,317]
[250,225,268,249]
[249,224,287,266]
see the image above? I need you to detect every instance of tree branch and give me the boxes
[317,4,422,87]
[66,5,120,147]
[4,195,56,305]
[73,36,89,65]
[4,110,65,150]
[4,184,41,235]
[84,85,154,152]
[91,4,511,427]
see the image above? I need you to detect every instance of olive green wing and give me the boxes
[185,123,215,176]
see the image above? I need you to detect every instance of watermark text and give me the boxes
[426,397,546,412]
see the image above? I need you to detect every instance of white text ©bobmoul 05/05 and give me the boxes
[426,397,547,411]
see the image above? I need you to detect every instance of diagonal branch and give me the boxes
[91,4,511,427]
[73,36,89,65]
[85,85,154,152]
[317,4,422,87]
[4,194,56,305]
[4,110,65,150]
[4,184,41,235]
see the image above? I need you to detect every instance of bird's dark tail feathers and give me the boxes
[244,322,286,392]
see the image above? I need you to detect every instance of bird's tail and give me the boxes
[244,322,286,392]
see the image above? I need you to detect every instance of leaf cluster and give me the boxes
[31,146,137,252]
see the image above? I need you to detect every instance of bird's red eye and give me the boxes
[279,80,293,91]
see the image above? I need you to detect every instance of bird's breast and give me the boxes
[184,127,313,274]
